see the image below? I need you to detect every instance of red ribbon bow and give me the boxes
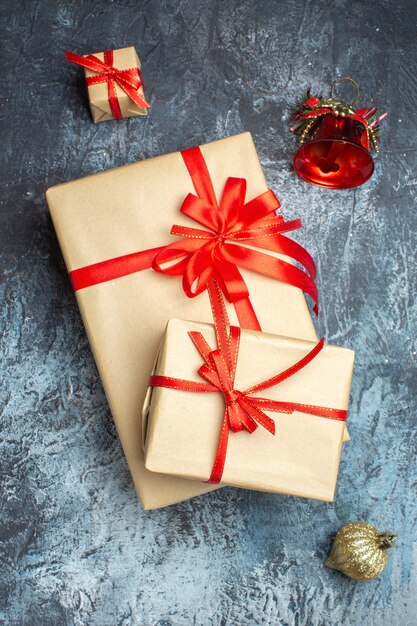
[150,278,347,483]
[152,150,318,321]
[65,50,150,120]
[69,145,318,331]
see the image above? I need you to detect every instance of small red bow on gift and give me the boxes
[65,50,150,119]
[152,172,318,318]
[150,278,347,483]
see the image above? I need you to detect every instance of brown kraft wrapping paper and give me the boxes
[84,46,148,123]
[45,132,348,510]
[144,319,354,502]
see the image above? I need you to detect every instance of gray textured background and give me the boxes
[1,0,416,624]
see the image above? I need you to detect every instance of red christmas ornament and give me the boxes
[290,77,387,189]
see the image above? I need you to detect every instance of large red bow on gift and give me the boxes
[151,278,347,483]
[65,50,150,120]
[152,147,318,328]
[153,177,317,304]
[69,145,318,331]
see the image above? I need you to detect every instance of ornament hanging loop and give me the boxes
[330,77,360,107]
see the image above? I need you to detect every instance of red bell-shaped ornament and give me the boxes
[290,78,387,189]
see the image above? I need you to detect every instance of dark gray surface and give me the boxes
[1,1,416,625]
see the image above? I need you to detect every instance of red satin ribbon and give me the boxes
[69,146,318,330]
[150,277,347,484]
[65,50,150,119]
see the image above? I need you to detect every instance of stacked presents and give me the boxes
[49,48,355,510]
[46,131,354,510]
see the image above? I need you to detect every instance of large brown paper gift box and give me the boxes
[145,319,354,502]
[46,132,347,510]
[84,47,148,123]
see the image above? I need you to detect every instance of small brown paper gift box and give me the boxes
[144,319,354,502]
[46,132,348,510]
[77,46,149,123]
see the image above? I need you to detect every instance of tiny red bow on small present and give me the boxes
[65,50,150,119]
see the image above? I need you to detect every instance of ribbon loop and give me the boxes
[219,177,246,231]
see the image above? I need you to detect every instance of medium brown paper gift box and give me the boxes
[144,319,354,502]
[84,47,148,123]
[46,132,348,510]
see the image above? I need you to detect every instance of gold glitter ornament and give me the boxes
[325,521,397,580]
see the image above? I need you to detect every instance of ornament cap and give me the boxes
[377,531,398,550]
